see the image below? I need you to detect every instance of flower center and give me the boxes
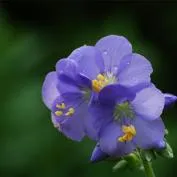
[92,73,117,92]
[114,101,134,121]
[118,125,136,142]
[54,102,75,117]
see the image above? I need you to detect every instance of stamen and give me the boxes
[54,103,75,118]
[118,125,136,143]
[56,103,66,109]
[65,107,75,116]
[92,74,108,93]
[122,125,136,135]
[55,111,63,116]
[97,74,105,81]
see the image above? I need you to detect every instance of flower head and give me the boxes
[90,85,165,157]
[42,70,98,141]
[42,35,177,175]
[42,35,168,147]
[42,35,153,141]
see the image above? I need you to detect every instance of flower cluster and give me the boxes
[42,35,176,162]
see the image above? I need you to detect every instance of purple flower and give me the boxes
[89,85,165,157]
[58,35,153,96]
[164,93,177,107]
[42,71,97,141]
[90,143,109,163]
[42,35,153,142]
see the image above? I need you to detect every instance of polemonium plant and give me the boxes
[42,35,176,177]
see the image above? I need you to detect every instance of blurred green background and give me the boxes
[0,2,177,177]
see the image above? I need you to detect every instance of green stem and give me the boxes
[140,151,156,177]
[142,158,156,177]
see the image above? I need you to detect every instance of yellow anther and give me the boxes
[92,80,98,86]
[92,74,108,93]
[122,125,136,135]
[65,107,75,117]
[55,111,63,116]
[68,108,75,114]
[118,125,136,143]
[98,80,104,86]
[118,135,127,142]
[56,103,66,109]
[92,73,117,93]
[92,80,101,92]
[97,74,105,81]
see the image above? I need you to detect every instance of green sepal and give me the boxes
[112,159,128,172]
[142,150,157,162]
[123,152,142,170]
[156,142,173,159]
[112,152,143,172]
[165,129,169,136]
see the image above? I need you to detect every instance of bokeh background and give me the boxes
[0,1,177,177]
